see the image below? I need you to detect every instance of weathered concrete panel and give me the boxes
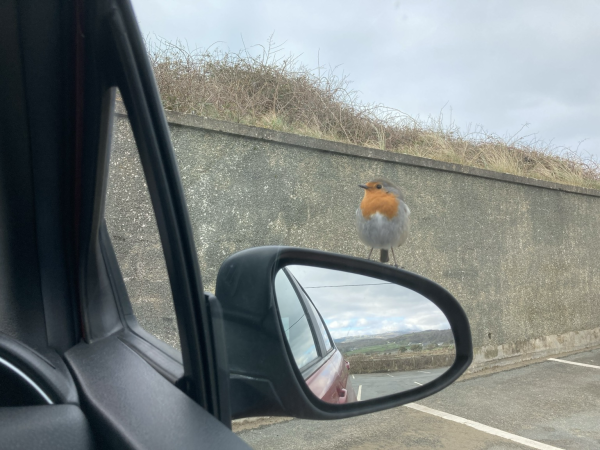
[105,103,600,367]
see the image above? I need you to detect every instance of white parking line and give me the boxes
[405,403,564,450]
[417,371,430,374]
[386,374,394,378]
[414,381,423,386]
[352,375,355,379]
[548,358,600,369]
[357,385,362,401]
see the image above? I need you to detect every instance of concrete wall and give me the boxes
[105,102,600,370]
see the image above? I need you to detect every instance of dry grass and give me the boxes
[145,36,600,190]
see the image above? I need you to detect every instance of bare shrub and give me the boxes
[144,36,600,190]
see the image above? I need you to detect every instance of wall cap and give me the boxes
[114,100,600,198]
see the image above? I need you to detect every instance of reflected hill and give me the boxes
[336,329,454,356]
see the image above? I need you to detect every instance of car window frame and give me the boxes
[282,268,337,379]
[277,268,321,371]
[72,0,228,424]
[296,283,335,353]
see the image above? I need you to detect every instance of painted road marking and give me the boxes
[418,371,430,374]
[405,403,564,450]
[352,375,355,379]
[357,385,362,401]
[548,358,600,369]
[386,374,394,378]
[414,381,423,386]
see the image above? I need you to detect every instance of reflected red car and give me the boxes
[305,349,356,404]
[281,268,357,404]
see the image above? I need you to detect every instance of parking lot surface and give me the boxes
[352,367,449,400]
[237,348,600,449]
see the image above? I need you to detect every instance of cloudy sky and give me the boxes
[131,0,599,159]
[285,265,449,339]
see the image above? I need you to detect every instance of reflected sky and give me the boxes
[286,265,449,340]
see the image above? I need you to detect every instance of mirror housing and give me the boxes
[215,246,472,420]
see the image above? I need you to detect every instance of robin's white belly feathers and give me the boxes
[356,201,410,249]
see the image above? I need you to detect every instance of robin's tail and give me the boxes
[380,249,389,263]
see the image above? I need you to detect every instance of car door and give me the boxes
[0,0,250,448]
[61,0,252,446]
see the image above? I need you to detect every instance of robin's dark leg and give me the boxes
[390,247,399,268]
[367,248,373,260]
[379,249,389,263]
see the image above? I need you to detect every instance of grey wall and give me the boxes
[106,102,600,370]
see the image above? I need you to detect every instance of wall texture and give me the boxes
[106,102,600,370]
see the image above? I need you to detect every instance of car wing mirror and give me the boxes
[215,246,472,420]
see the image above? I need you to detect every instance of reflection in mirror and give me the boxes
[274,266,455,404]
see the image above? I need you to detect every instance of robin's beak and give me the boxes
[358,184,368,190]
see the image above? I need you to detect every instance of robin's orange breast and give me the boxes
[360,192,399,219]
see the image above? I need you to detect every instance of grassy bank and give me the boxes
[144,36,600,190]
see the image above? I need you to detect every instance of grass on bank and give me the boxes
[144,36,600,190]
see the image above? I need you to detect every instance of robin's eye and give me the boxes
[376,184,382,189]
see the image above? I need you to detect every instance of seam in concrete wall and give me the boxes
[115,100,600,198]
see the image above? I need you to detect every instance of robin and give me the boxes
[356,179,410,267]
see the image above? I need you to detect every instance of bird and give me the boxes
[356,179,410,267]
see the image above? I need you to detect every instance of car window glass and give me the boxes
[304,294,333,353]
[274,270,318,369]
[105,96,180,350]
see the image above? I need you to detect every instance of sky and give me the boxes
[286,265,449,339]
[131,0,600,159]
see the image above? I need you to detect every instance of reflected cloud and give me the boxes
[287,265,449,339]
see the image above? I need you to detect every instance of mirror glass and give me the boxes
[274,265,455,404]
